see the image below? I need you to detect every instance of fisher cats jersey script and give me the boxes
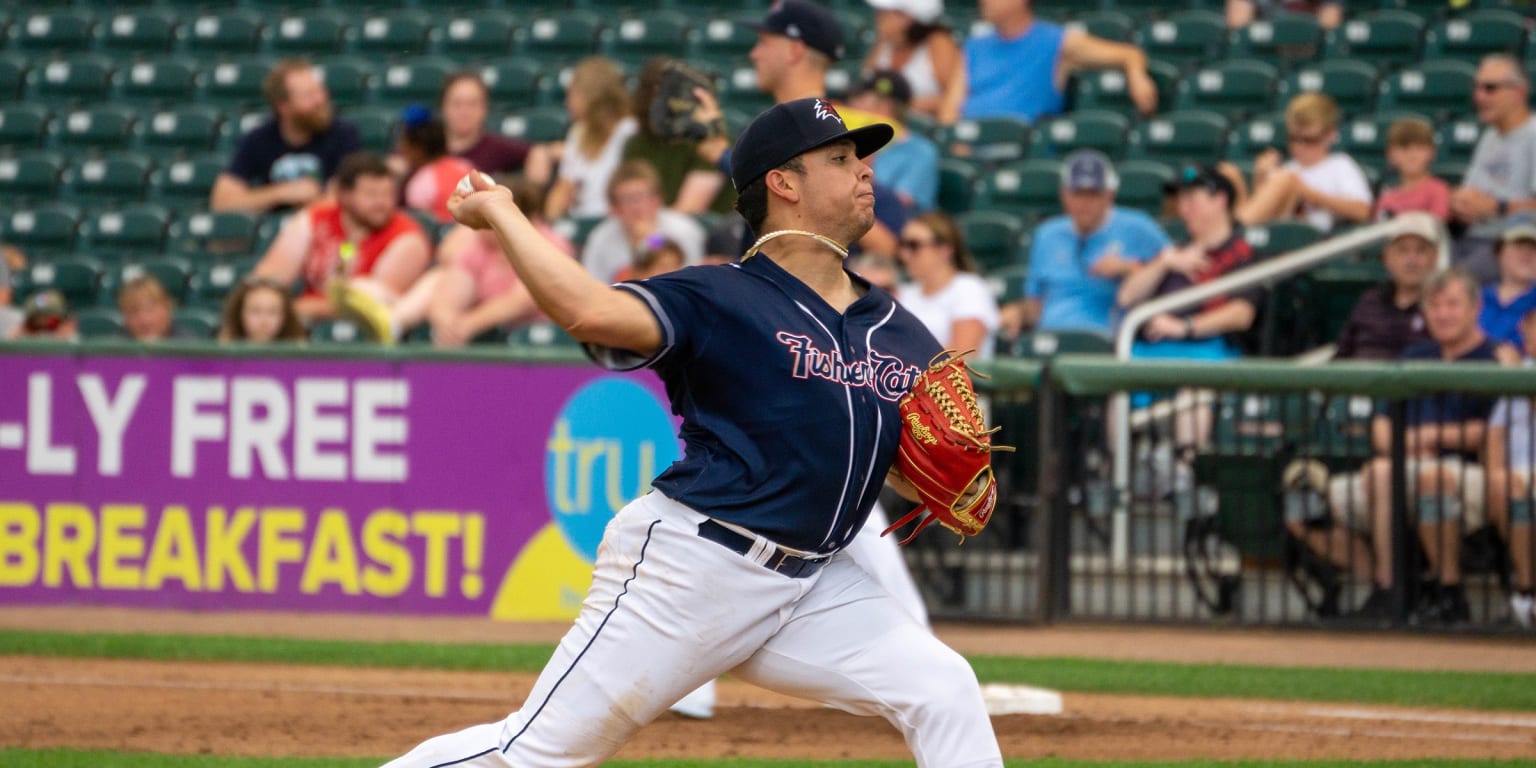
[590,255,942,554]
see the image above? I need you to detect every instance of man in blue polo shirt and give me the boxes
[999,150,1169,340]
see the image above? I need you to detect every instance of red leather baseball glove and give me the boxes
[883,351,1012,545]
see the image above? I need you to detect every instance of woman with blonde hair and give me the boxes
[545,57,637,220]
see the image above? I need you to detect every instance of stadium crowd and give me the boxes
[2,0,1536,628]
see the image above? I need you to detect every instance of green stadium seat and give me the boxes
[481,58,546,107]
[1132,10,1226,68]
[14,257,101,310]
[1431,159,1467,185]
[351,12,433,56]
[188,258,255,309]
[824,60,862,101]
[1065,11,1133,43]
[1324,11,1425,69]
[959,210,1027,272]
[604,13,693,68]
[720,66,774,116]
[984,264,1029,305]
[937,158,977,214]
[434,13,518,59]
[1115,159,1174,217]
[1422,10,1527,64]
[936,116,1031,163]
[509,320,579,349]
[1226,112,1286,163]
[65,153,154,204]
[74,306,125,339]
[173,307,221,339]
[29,55,116,104]
[1242,220,1321,258]
[1228,12,1324,68]
[0,103,51,149]
[496,106,568,143]
[0,150,64,204]
[98,10,178,54]
[139,105,224,161]
[976,160,1060,222]
[309,317,367,343]
[1128,110,1228,167]
[1176,60,1279,119]
[1070,60,1179,118]
[1337,112,1427,176]
[185,12,266,58]
[52,105,138,151]
[315,57,375,108]
[151,153,224,209]
[1007,329,1114,360]
[1029,109,1130,161]
[79,204,171,262]
[117,58,200,106]
[1376,59,1477,122]
[516,11,605,60]
[105,257,193,304]
[265,12,349,56]
[376,57,455,109]
[0,54,27,101]
[202,58,273,110]
[1433,117,1481,163]
[168,210,262,257]
[693,14,758,60]
[10,11,95,54]
[1277,59,1378,116]
[347,105,399,153]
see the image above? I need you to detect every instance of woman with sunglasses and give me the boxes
[1236,93,1373,233]
[894,211,1000,360]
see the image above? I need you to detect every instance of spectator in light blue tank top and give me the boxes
[939,0,1158,125]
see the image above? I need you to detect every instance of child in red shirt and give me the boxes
[1374,117,1451,224]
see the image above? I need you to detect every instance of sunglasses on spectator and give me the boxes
[1476,80,1520,93]
[898,238,941,251]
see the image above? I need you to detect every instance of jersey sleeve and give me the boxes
[583,269,710,371]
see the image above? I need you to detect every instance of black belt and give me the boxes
[696,519,829,579]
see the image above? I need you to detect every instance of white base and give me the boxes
[980,683,1064,715]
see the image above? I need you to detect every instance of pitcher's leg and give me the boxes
[845,501,930,626]
[734,555,1002,768]
[381,723,508,768]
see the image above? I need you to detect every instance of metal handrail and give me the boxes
[1104,212,1450,564]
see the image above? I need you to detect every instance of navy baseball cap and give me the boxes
[856,69,913,105]
[1167,163,1237,205]
[748,0,847,61]
[730,98,894,192]
[1060,149,1119,192]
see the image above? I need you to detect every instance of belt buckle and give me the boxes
[770,549,790,572]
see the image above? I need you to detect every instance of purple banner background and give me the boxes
[0,350,669,616]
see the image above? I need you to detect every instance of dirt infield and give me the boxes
[2,608,1535,762]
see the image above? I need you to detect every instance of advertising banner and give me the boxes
[0,349,678,619]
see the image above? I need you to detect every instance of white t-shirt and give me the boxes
[559,117,639,220]
[1285,152,1373,232]
[580,209,706,283]
[895,272,1000,361]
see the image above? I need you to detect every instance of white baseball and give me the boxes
[455,171,496,197]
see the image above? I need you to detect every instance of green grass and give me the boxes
[4,629,1536,712]
[5,753,1532,768]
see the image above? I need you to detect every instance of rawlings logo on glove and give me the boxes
[883,351,1013,545]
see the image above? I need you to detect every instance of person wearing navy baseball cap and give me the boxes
[391,84,1005,768]
[750,0,848,103]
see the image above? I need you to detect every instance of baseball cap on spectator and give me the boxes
[1387,214,1443,247]
[855,69,913,105]
[865,0,944,24]
[749,0,847,61]
[1059,149,1119,193]
[22,289,69,333]
[730,97,893,191]
[1167,164,1237,207]
[1501,222,1536,246]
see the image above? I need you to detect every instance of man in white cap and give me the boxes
[1332,215,1440,360]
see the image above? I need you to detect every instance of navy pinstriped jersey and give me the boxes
[590,254,942,554]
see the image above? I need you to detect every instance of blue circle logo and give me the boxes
[545,378,679,562]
